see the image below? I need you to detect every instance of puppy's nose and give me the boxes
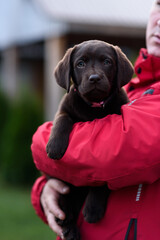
[89,74,101,83]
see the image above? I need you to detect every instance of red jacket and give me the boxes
[31,49,160,240]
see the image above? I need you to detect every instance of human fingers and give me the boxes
[47,178,70,195]
[45,207,64,239]
[40,178,70,237]
[41,178,70,219]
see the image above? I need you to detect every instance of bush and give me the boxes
[0,90,10,134]
[1,90,44,186]
[0,91,10,167]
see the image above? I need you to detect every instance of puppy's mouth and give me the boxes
[81,87,110,103]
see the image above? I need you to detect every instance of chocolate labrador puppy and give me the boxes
[46,40,133,240]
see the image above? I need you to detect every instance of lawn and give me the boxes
[0,182,57,240]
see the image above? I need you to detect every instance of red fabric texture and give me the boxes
[31,49,160,239]
[31,176,47,223]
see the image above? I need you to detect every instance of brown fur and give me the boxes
[46,40,133,240]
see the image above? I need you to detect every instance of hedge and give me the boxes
[0,89,44,186]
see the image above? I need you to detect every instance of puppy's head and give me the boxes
[55,40,133,103]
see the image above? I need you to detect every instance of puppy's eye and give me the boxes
[104,58,112,65]
[77,60,86,68]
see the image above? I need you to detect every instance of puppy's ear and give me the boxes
[114,46,134,88]
[54,47,74,93]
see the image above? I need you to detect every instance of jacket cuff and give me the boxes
[31,176,48,224]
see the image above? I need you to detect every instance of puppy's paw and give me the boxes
[63,226,80,240]
[46,138,67,160]
[83,205,105,223]
[55,217,65,226]
[55,218,80,240]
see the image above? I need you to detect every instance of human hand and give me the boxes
[40,178,70,239]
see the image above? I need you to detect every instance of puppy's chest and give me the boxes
[62,89,123,123]
[70,99,121,122]
[74,109,106,122]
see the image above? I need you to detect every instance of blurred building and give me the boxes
[0,0,153,120]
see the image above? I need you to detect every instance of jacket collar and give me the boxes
[130,48,160,86]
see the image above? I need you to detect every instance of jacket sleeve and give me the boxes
[31,94,160,190]
[31,175,48,223]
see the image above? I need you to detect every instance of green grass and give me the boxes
[0,182,57,240]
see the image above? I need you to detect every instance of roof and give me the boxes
[0,0,154,49]
[0,0,68,49]
[36,0,154,27]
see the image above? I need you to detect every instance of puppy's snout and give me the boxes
[89,74,101,83]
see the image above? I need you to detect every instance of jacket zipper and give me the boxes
[124,184,143,240]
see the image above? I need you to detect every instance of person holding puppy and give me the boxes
[31,0,160,239]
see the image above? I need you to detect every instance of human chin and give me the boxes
[148,45,160,57]
[147,35,160,57]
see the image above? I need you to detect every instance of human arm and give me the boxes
[31,94,160,190]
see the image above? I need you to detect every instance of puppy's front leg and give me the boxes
[46,113,73,160]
